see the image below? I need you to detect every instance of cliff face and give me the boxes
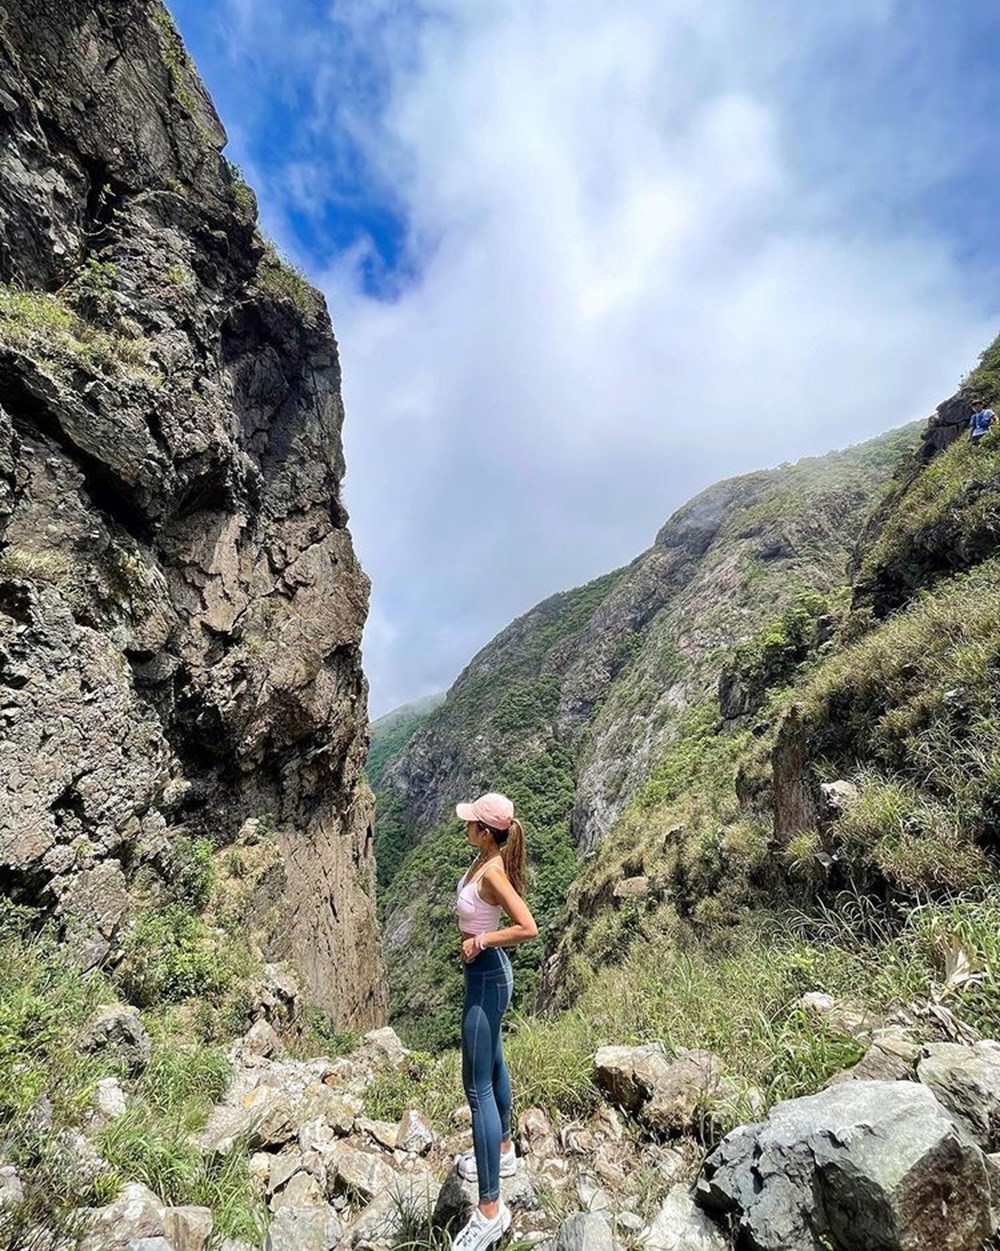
[0,0,386,1026]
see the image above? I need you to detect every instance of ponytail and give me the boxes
[499,817,526,897]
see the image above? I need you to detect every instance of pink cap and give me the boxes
[456,792,515,831]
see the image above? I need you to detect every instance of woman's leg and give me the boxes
[492,954,514,1146]
[492,1031,512,1147]
[462,973,504,1203]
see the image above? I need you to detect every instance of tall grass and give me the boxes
[499,886,1000,1140]
[0,906,267,1245]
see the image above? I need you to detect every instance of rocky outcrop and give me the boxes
[696,1080,997,1251]
[0,0,384,1025]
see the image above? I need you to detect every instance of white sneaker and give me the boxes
[456,1144,517,1182]
[452,1202,511,1251]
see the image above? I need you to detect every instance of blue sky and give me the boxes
[169,0,1000,716]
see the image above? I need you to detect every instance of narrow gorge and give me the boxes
[6,3,1000,1250]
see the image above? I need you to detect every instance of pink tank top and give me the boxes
[456,857,502,935]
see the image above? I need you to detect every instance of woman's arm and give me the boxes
[477,867,538,947]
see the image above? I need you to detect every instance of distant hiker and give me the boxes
[969,406,996,444]
[452,792,537,1251]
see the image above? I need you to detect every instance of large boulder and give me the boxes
[696,1080,996,1251]
[594,1044,732,1135]
[543,1211,622,1251]
[264,1205,342,1251]
[77,1184,211,1251]
[917,1041,1000,1151]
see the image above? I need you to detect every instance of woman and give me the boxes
[452,792,538,1251]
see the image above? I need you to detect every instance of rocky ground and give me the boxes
[10,976,1000,1251]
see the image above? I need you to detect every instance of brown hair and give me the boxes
[485,817,526,897]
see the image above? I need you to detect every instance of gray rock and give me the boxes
[641,1186,727,1251]
[348,1171,440,1250]
[612,876,649,899]
[697,1079,995,1250]
[361,1027,408,1068]
[819,779,859,812]
[616,1212,644,1233]
[57,1129,115,1188]
[79,1005,152,1075]
[918,1040,1000,1150]
[827,1032,921,1087]
[323,1141,396,1201]
[798,991,878,1040]
[162,1206,213,1250]
[94,1075,129,1123]
[264,1205,343,1251]
[271,1170,327,1211]
[576,1171,612,1214]
[0,0,385,1027]
[594,1043,731,1135]
[550,1211,621,1251]
[127,1241,175,1251]
[358,1117,399,1151]
[519,1106,557,1158]
[232,1019,285,1062]
[78,1182,165,1250]
[396,1109,434,1154]
[0,1165,24,1208]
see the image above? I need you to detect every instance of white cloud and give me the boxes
[208,0,998,714]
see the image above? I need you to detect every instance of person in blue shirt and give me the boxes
[969,406,996,445]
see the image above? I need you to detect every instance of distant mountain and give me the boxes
[369,693,447,789]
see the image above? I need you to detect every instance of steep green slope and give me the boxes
[542,336,1000,1019]
[375,427,917,1048]
[368,694,446,790]
[368,693,444,891]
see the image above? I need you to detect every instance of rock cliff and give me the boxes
[0,0,386,1026]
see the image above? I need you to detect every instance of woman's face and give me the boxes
[464,819,481,848]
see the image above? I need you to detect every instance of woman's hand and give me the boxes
[460,937,480,964]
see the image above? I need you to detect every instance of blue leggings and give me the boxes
[462,946,513,1201]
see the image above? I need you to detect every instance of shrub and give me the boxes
[116,906,251,1007]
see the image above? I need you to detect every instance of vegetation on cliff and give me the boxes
[374,425,920,1050]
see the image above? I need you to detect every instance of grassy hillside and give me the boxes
[374,426,919,1050]
[543,350,1000,1051]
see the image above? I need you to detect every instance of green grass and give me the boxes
[853,426,1000,616]
[255,241,324,325]
[361,1050,461,1132]
[0,283,159,383]
[150,2,213,140]
[962,329,1000,409]
[97,1029,266,1242]
[507,884,1000,1138]
[0,904,267,1245]
[225,160,257,220]
[115,904,254,1009]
